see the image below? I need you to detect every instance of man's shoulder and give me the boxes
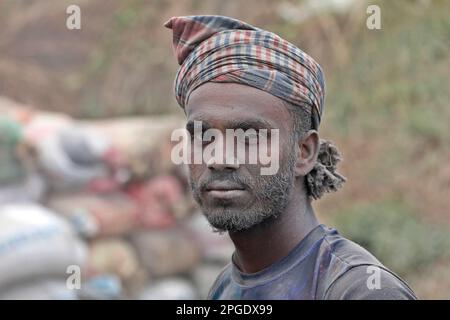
[320,225,383,267]
[206,263,233,300]
[323,264,418,300]
[207,226,418,300]
[318,226,417,299]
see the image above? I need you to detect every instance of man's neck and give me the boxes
[228,188,319,274]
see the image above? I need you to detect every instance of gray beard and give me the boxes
[189,147,296,233]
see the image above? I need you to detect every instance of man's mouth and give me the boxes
[204,181,247,200]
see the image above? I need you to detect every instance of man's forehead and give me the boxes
[186,82,290,129]
[186,114,277,131]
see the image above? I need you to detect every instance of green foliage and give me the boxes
[326,0,450,145]
[332,200,450,276]
[115,6,138,29]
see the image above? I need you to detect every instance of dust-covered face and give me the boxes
[185,82,298,232]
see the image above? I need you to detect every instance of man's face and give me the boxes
[185,82,297,232]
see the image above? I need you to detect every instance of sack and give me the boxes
[84,116,185,180]
[0,117,25,184]
[86,239,140,281]
[47,193,138,237]
[35,134,108,191]
[131,228,201,277]
[0,173,47,204]
[78,274,123,300]
[26,117,110,191]
[0,204,88,289]
[0,278,78,300]
[126,175,184,229]
[185,213,234,263]
[138,278,198,300]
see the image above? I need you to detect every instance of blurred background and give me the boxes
[0,0,449,299]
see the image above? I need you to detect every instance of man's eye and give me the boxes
[193,131,203,141]
[192,131,215,144]
[245,133,259,144]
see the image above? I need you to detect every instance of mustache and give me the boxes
[198,172,251,192]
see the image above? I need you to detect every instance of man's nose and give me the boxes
[206,152,240,171]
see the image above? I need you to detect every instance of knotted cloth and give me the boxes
[165,15,326,129]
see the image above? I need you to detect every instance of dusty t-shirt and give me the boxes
[208,224,417,300]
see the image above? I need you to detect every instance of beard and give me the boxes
[189,145,296,233]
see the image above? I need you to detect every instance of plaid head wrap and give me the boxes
[165,15,325,129]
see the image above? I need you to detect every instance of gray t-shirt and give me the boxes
[208,224,417,300]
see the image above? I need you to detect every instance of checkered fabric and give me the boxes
[165,15,325,127]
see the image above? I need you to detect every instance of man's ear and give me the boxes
[294,130,319,177]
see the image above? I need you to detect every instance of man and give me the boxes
[165,15,417,300]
